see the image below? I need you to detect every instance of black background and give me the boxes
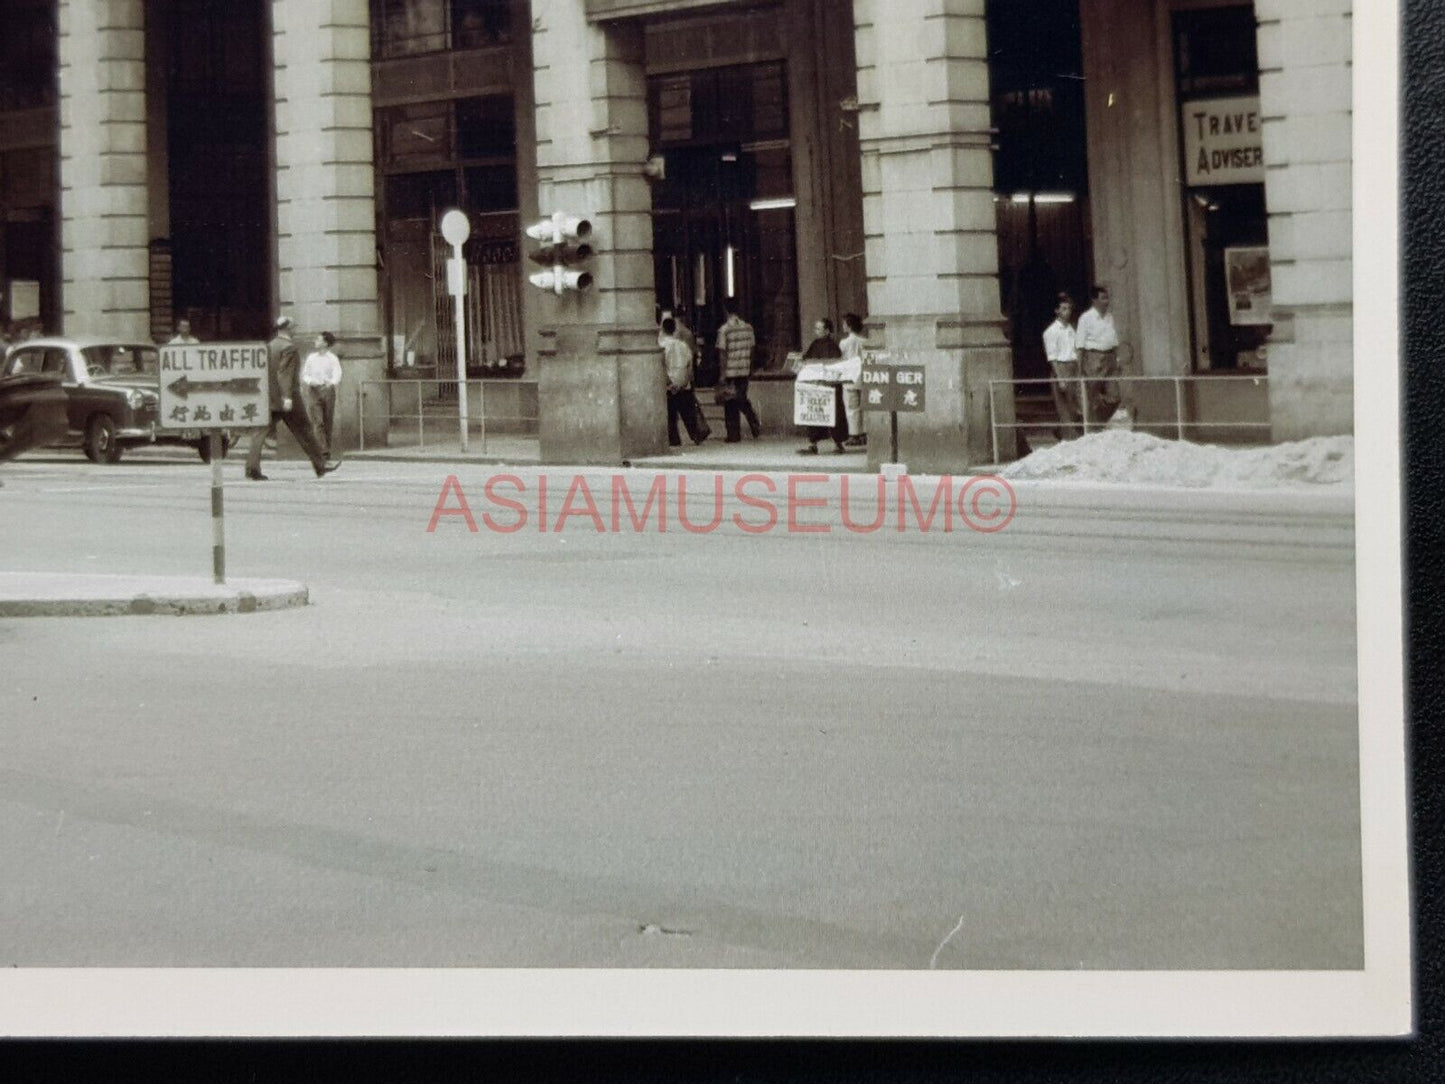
[3,0,1443,1077]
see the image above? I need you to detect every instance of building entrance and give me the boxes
[651,145,797,387]
[1173,3,1271,372]
[647,61,800,387]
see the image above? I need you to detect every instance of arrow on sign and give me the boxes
[166,375,262,400]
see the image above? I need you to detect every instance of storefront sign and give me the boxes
[1224,246,1273,327]
[862,358,926,413]
[1182,96,1265,186]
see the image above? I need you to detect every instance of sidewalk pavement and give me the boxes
[0,572,308,617]
[346,436,878,473]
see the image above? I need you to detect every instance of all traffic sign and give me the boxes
[158,343,270,430]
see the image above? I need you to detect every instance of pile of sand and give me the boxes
[1000,431,1354,489]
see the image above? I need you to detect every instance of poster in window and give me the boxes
[1223,245,1272,327]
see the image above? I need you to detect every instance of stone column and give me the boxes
[58,0,150,340]
[852,0,1011,470]
[531,1,662,465]
[1256,0,1353,439]
[271,0,382,451]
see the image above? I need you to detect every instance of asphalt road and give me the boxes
[0,452,1361,969]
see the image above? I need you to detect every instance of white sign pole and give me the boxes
[441,210,472,454]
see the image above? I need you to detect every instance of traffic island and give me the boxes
[0,573,308,617]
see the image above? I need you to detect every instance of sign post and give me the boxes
[440,209,472,453]
[158,342,270,585]
[861,353,926,473]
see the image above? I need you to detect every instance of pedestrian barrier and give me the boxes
[357,379,539,452]
[988,373,1271,464]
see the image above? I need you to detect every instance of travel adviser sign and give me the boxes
[1182,95,1264,186]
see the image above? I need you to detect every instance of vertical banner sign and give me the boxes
[159,342,270,585]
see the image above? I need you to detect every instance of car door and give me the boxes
[39,348,82,432]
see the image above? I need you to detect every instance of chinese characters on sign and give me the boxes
[861,356,926,413]
[158,343,270,430]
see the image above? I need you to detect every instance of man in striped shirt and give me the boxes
[715,298,761,442]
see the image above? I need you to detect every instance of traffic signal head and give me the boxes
[526,212,595,294]
[529,268,594,292]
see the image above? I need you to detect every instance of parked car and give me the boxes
[0,337,231,463]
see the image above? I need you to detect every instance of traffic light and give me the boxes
[526,213,594,294]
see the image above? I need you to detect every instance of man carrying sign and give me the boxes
[245,316,340,481]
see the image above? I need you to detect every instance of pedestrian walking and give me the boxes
[1076,286,1122,428]
[300,331,343,457]
[839,312,868,447]
[715,298,761,443]
[1042,293,1082,439]
[661,317,708,447]
[797,317,848,455]
[245,316,340,481]
[167,318,199,345]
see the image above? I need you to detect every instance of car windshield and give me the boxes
[82,345,159,376]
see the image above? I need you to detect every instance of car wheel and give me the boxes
[84,414,123,464]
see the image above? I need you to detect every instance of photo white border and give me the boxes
[0,0,1411,1038]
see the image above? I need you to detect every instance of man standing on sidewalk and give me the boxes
[245,317,339,481]
[715,298,761,443]
[1076,286,1122,427]
[1042,293,1081,439]
[839,312,868,448]
[661,318,707,447]
[300,331,343,458]
[167,318,199,345]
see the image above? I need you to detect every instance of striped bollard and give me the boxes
[210,433,225,584]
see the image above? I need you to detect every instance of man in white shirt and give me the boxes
[661,317,707,447]
[167,318,199,345]
[838,312,868,446]
[1042,293,1081,439]
[1075,286,1122,426]
[300,331,344,457]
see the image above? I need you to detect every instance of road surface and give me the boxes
[0,453,1361,969]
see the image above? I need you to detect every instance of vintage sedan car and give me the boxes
[0,337,231,463]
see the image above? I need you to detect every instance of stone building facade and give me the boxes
[0,0,1355,466]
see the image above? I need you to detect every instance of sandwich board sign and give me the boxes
[158,343,270,431]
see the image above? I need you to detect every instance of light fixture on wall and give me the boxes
[748,197,797,211]
[725,245,736,298]
[1008,192,1077,205]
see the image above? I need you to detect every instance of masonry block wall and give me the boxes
[1256,0,1353,440]
[272,0,383,450]
[853,0,1011,469]
[531,1,664,465]
[58,0,151,340]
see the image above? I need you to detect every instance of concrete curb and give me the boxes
[0,573,309,617]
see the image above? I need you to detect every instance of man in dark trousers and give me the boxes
[246,316,339,481]
[714,298,761,443]
[797,317,848,455]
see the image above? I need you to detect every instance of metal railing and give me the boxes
[988,373,1271,464]
[357,379,539,452]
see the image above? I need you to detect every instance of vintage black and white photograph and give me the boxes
[0,0,1410,1038]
